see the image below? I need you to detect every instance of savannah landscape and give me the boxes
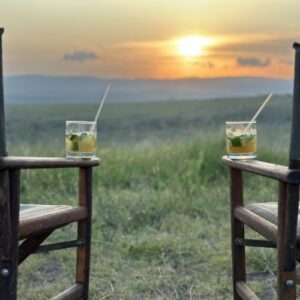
[2,1,300,299]
[8,94,291,299]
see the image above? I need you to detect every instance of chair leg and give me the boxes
[0,170,20,300]
[230,168,245,300]
[76,167,92,300]
[277,182,297,299]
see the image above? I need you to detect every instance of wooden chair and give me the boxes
[0,29,100,299]
[222,42,300,299]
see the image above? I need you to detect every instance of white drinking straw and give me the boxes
[243,92,273,134]
[91,84,111,130]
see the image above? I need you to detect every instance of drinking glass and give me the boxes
[66,121,97,158]
[226,121,257,159]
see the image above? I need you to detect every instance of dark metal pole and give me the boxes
[280,43,300,298]
[289,43,300,169]
[0,28,7,157]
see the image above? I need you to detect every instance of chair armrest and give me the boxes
[0,156,100,170]
[222,156,300,183]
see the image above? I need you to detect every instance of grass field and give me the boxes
[7,95,293,299]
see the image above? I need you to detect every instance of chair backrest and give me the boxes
[289,43,300,169]
[0,28,6,157]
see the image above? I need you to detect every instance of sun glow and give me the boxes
[176,36,212,58]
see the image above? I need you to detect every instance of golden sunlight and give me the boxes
[176,36,212,58]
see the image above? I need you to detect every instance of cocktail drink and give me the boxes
[226,121,256,159]
[66,121,96,158]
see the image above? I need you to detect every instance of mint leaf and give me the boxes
[230,136,242,147]
[70,134,78,141]
[72,141,79,151]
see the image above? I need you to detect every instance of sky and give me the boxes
[1,0,300,79]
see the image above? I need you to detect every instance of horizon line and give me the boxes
[4,74,293,81]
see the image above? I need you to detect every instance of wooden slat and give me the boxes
[0,170,11,260]
[236,281,259,300]
[51,284,83,300]
[20,204,72,219]
[283,184,299,270]
[76,167,92,299]
[18,231,53,264]
[0,169,20,300]
[230,168,245,300]
[0,156,100,170]
[222,156,300,183]
[0,170,13,300]
[234,206,278,244]
[8,170,20,299]
[277,181,287,299]
[19,206,87,240]
[277,182,297,299]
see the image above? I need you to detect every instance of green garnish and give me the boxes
[67,134,79,151]
[69,134,78,141]
[230,136,242,147]
[72,141,79,151]
[228,135,255,147]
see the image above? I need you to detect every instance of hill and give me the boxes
[4,75,293,104]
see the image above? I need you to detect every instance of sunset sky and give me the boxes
[1,0,300,79]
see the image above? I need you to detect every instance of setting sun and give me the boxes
[176,36,212,58]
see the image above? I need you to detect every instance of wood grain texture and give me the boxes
[0,156,100,170]
[19,206,87,240]
[18,231,53,264]
[222,156,300,183]
[230,168,245,300]
[0,170,13,300]
[234,206,277,244]
[0,171,10,260]
[277,182,297,299]
[0,169,20,300]
[76,167,92,300]
[283,184,299,270]
[8,170,20,299]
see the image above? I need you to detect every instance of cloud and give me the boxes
[63,51,98,62]
[237,57,271,67]
[214,37,294,55]
[280,59,293,65]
